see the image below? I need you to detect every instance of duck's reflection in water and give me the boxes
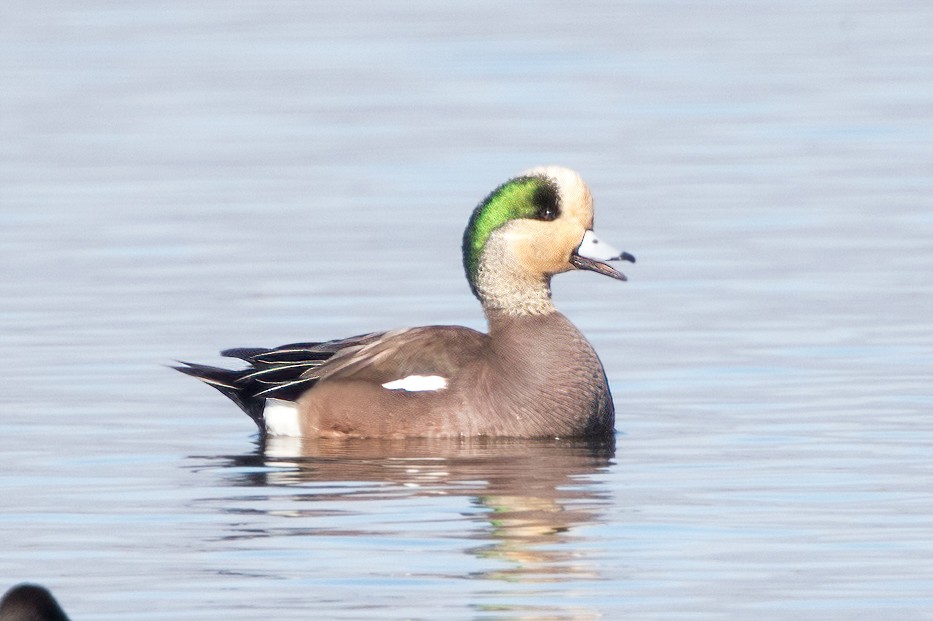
[196,435,615,607]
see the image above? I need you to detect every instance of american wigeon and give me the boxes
[177,166,635,439]
[0,584,70,621]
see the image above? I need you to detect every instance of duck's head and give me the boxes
[463,166,635,315]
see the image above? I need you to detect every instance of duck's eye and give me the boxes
[532,182,561,221]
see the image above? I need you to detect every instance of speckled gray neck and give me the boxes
[473,233,557,317]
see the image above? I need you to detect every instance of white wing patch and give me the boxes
[381,375,449,392]
[263,398,302,436]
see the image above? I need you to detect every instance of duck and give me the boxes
[0,584,71,621]
[176,166,635,439]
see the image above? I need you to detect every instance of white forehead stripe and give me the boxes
[576,230,622,261]
[521,165,585,195]
[263,398,302,436]
[381,375,449,392]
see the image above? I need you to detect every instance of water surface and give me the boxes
[2,1,932,619]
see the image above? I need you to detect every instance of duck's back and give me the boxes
[291,313,613,439]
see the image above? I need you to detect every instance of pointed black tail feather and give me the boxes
[220,347,272,362]
[221,343,336,364]
[173,362,265,427]
[175,339,366,427]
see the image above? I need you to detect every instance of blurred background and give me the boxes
[1,1,931,619]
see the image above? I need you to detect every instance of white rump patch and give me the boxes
[381,375,449,392]
[263,398,302,437]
